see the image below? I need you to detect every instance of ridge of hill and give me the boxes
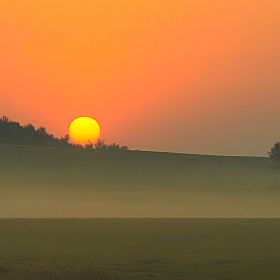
[0,143,279,218]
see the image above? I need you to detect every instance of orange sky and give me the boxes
[1,0,280,156]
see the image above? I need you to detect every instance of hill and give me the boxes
[0,143,279,218]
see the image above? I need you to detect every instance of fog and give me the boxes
[1,185,279,218]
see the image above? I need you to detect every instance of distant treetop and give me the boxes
[268,141,280,164]
[86,139,128,150]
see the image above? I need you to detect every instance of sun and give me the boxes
[69,117,100,145]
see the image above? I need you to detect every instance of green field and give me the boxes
[0,143,279,218]
[0,218,279,279]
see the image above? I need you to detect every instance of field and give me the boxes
[0,144,280,279]
[0,143,280,218]
[0,218,279,280]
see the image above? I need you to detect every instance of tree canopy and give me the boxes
[0,116,71,147]
[268,142,280,164]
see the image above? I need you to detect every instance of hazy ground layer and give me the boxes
[0,219,279,280]
[0,143,280,218]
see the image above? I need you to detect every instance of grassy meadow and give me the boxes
[0,218,279,279]
[0,143,280,279]
[0,143,279,218]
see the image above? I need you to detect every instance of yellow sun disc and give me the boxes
[69,117,100,145]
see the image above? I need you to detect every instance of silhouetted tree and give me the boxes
[94,139,107,149]
[107,143,119,150]
[59,134,71,146]
[22,124,39,145]
[268,142,280,164]
[120,145,129,150]
[94,139,129,150]
[85,141,94,149]
[0,116,73,147]
[0,116,22,144]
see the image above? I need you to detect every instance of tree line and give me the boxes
[0,116,128,150]
[84,139,128,150]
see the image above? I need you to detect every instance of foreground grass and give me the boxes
[0,219,279,279]
[0,266,123,280]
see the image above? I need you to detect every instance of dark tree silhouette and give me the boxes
[0,116,72,147]
[59,134,71,147]
[94,139,107,149]
[94,139,129,150]
[85,141,94,149]
[107,143,120,150]
[268,142,280,164]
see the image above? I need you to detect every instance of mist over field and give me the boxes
[1,143,279,218]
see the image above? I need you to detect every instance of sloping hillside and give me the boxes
[0,143,279,218]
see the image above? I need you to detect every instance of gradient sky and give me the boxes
[1,0,280,156]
